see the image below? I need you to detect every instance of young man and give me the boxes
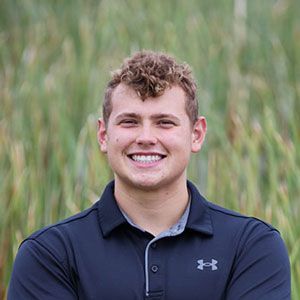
[8,51,290,299]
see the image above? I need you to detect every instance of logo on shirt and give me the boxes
[197,259,218,271]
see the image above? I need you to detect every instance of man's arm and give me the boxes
[226,223,291,299]
[8,239,77,300]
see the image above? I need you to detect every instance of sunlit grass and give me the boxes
[1,0,299,298]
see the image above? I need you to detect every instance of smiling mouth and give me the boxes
[128,154,166,164]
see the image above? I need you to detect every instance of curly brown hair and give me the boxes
[103,50,198,124]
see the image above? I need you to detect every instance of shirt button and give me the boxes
[151,265,159,273]
[151,242,157,249]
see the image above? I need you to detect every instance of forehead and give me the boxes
[109,84,188,118]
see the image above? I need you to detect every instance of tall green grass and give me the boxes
[1,0,299,298]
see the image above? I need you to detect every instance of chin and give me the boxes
[133,181,162,191]
[125,176,164,191]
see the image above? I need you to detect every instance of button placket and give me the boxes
[145,238,164,296]
[151,242,157,249]
[150,265,159,273]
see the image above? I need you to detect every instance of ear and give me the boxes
[191,116,207,153]
[97,118,108,153]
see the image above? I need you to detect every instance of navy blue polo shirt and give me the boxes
[8,181,291,300]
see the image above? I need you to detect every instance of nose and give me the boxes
[135,124,157,146]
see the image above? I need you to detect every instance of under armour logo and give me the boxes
[197,259,218,271]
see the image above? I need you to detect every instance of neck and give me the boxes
[114,178,189,236]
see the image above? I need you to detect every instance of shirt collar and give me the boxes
[97,181,128,238]
[120,195,191,236]
[185,181,213,235]
[97,180,213,238]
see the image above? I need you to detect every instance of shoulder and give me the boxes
[207,200,277,233]
[207,204,291,298]
[20,202,100,262]
[205,200,290,297]
[205,200,285,249]
[29,202,99,238]
[187,181,283,247]
[188,180,277,235]
[205,200,289,268]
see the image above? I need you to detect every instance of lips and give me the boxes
[128,153,166,164]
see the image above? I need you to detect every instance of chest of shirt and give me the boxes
[71,230,234,300]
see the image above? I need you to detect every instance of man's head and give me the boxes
[103,50,198,125]
[98,50,206,191]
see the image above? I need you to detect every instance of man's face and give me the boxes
[98,84,206,191]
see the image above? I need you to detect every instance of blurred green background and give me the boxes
[1,0,299,298]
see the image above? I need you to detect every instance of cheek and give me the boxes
[161,131,192,148]
[110,129,133,144]
[107,134,131,153]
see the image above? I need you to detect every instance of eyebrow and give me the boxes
[114,113,140,122]
[151,114,180,122]
[114,113,180,122]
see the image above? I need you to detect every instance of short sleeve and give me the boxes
[226,222,291,299]
[8,239,77,300]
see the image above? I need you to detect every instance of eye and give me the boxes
[119,119,138,127]
[157,119,176,128]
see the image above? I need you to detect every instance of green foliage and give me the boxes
[1,0,299,298]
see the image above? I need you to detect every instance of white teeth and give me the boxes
[131,155,162,163]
